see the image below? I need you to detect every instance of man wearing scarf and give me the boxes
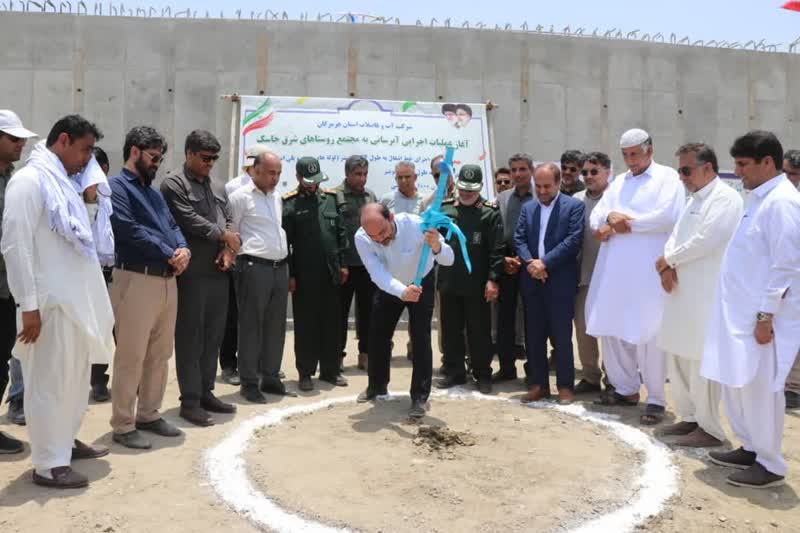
[1,115,114,488]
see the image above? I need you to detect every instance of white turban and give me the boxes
[620,128,650,148]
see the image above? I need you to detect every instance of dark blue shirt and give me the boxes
[110,168,187,268]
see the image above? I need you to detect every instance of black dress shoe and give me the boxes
[179,406,215,427]
[409,399,429,419]
[240,384,267,404]
[435,375,467,389]
[221,368,241,386]
[477,378,492,394]
[201,393,237,414]
[0,431,24,454]
[298,376,314,391]
[786,390,800,409]
[136,418,183,436]
[491,370,517,383]
[261,379,298,397]
[91,383,110,402]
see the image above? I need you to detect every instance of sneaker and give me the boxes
[113,430,152,449]
[727,462,785,488]
[0,431,24,454]
[709,447,757,469]
[91,383,110,402]
[221,368,241,386]
[7,397,25,426]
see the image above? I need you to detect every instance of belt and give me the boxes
[239,254,287,268]
[115,262,174,278]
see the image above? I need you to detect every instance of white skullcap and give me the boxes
[619,128,650,148]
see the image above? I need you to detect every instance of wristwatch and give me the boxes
[756,311,773,322]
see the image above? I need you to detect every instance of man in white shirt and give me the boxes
[655,143,742,448]
[1,115,115,488]
[219,144,270,387]
[380,161,423,215]
[703,131,800,488]
[355,203,454,418]
[227,150,296,402]
[782,149,800,410]
[586,128,685,425]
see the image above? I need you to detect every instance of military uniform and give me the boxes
[437,166,504,387]
[283,158,347,385]
[332,179,377,365]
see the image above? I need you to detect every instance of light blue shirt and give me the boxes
[355,213,454,298]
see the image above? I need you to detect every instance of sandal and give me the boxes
[640,403,665,425]
[593,391,639,406]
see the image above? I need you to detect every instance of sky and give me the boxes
[29,0,799,52]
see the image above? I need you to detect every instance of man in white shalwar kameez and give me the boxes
[0,115,114,489]
[702,131,800,489]
[585,129,685,425]
[655,143,742,447]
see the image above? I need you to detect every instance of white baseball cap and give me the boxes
[0,110,37,139]
[243,143,271,168]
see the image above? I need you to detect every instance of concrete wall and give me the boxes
[2,12,799,183]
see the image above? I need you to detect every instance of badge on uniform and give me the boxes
[472,232,482,245]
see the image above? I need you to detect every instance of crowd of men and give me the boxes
[0,107,798,491]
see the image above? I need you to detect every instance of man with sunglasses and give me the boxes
[559,150,587,197]
[110,126,189,450]
[161,130,239,427]
[655,143,742,448]
[0,110,36,455]
[572,152,612,395]
[494,168,513,194]
[586,128,685,426]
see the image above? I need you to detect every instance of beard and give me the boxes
[135,156,156,186]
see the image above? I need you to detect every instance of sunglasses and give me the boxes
[677,166,694,177]
[495,179,511,185]
[581,168,601,176]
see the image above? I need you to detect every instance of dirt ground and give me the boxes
[1,330,799,533]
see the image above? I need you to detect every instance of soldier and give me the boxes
[435,165,504,394]
[283,157,348,391]
[333,156,378,371]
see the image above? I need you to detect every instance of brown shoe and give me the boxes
[357,352,369,371]
[71,439,109,460]
[32,466,88,489]
[558,388,574,405]
[674,427,724,448]
[660,421,698,436]
[521,384,551,403]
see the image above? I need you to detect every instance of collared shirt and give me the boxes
[656,177,743,360]
[355,213,454,299]
[332,180,377,267]
[498,185,534,251]
[701,174,800,390]
[560,179,586,196]
[110,168,187,269]
[161,166,231,277]
[228,183,288,261]
[0,163,14,299]
[574,187,605,287]
[224,173,252,200]
[537,193,559,258]
[380,189,423,215]
[585,161,685,344]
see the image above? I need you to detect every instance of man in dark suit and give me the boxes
[514,163,584,405]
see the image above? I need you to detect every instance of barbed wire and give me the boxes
[2,1,799,53]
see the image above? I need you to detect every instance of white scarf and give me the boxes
[27,141,96,260]
[76,156,115,266]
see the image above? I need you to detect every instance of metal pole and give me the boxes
[223,93,241,182]
[485,100,499,201]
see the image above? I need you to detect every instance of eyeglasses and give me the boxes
[581,169,601,176]
[140,150,163,164]
[495,179,511,185]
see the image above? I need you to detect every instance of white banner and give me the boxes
[237,96,494,200]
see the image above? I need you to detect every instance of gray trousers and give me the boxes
[175,273,229,407]
[236,258,288,387]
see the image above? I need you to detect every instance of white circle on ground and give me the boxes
[204,389,678,533]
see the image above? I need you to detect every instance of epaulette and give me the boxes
[483,200,498,209]
[282,190,299,200]
[442,198,456,205]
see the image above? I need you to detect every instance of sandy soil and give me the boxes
[0,330,798,532]
[245,398,640,533]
